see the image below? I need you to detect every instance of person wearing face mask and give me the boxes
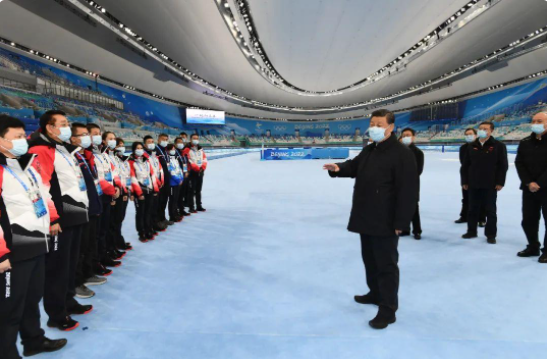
[174,137,190,217]
[515,112,547,263]
[0,115,68,358]
[28,110,90,331]
[323,109,418,330]
[399,128,424,240]
[143,135,166,233]
[166,144,184,223]
[461,122,508,244]
[455,128,486,225]
[183,134,208,213]
[155,134,173,227]
[69,124,107,301]
[129,142,157,242]
[179,132,189,145]
[86,124,122,270]
[109,138,133,253]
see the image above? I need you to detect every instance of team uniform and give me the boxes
[110,153,132,250]
[146,149,164,231]
[183,145,208,211]
[129,154,158,240]
[167,152,184,222]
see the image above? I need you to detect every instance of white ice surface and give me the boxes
[34,151,546,359]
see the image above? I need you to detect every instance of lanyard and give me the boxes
[56,148,78,169]
[135,159,147,173]
[75,152,95,178]
[1,164,39,193]
[156,146,169,163]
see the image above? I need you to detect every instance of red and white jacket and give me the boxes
[128,154,157,197]
[183,146,208,172]
[28,133,89,228]
[0,153,58,263]
[114,154,132,194]
[146,150,163,192]
[91,146,119,197]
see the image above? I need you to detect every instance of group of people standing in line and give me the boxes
[324,109,547,330]
[0,110,208,359]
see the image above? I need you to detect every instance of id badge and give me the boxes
[78,176,87,191]
[105,171,113,182]
[126,178,132,187]
[197,159,202,166]
[143,177,150,187]
[183,164,188,172]
[32,195,48,218]
[95,180,103,196]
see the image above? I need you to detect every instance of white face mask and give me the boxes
[58,126,72,142]
[107,139,117,149]
[182,138,188,143]
[169,150,176,156]
[531,123,545,134]
[401,137,412,145]
[116,146,126,154]
[160,140,168,148]
[477,130,488,139]
[368,126,387,143]
[80,135,92,149]
[147,143,156,151]
[176,143,184,150]
[465,134,476,143]
[191,139,199,146]
[1,138,29,157]
[135,149,144,157]
[92,135,102,146]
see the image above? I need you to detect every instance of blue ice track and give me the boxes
[29,150,546,359]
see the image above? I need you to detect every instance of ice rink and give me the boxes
[35,150,547,359]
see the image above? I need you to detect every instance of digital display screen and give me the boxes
[186,109,225,125]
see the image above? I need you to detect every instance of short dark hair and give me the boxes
[371,109,395,124]
[401,127,416,136]
[174,137,183,143]
[190,133,199,139]
[116,137,125,146]
[180,132,187,137]
[39,110,66,131]
[132,141,144,153]
[166,144,175,151]
[158,133,168,139]
[102,131,115,141]
[143,135,153,143]
[0,115,25,137]
[71,122,88,136]
[86,123,101,132]
[464,127,477,135]
[479,121,494,131]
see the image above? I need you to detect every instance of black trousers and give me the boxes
[158,184,169,223]
[76,215,99,287]
[169,185,181,220]
[178,177,190,212]
[135,192,153,235]
[151,192,161,228]
[110,195,129,249]
[468,188,498,237]
[460,188,486,222]
[522,190,547,250]
[187,171,204,210]
[360,234,399,316]
[98,195,113,258]
[44,224,83,322]
[411,203,422,235]
[0,255,46,359]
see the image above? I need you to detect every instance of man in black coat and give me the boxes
[400,128,424,240]
[515,112,547,263]
[455,128,486,225]
[323,109,418,330]
[461,121,508,244]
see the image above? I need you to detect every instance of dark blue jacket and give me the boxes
[75,150,102,217]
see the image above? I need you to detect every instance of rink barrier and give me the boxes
[260,147,350,160]
[417,144,518,154]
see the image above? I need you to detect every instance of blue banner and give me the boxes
[261,148,349,160]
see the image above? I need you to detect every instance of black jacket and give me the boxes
[461,137,508,189]
[75,150,103,217]
[155,145,171,186]
[329,134,419,236]
[459,143,469,165]
[408,144,424,176]
[515,133,547,191]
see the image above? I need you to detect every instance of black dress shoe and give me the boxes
[47,317,79,331]
[23,337,68,357]
[539,252,547,263]
[462,232,477,239]
[487,236,497,244]
[189,209,197,214]
[196,207,207,212]
[369,312,396,330]
[478,222,486,228]
[517,246,540,257]
[354,293,379,306]
[399,231,410,237]
[454,218,467,224]
[414,234,422,240]
[68,303,93,315]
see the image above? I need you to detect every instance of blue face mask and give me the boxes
[92,135,102,146]
[401,137,412,145]
[80,136,92,149]
[477,130,488,139]
[2,138,29,157]
[465,135,476,143]
[107,140,117,149]
[368,126,387,142]
[531,123,545,134]
[58,126,72,142]
[135,149,144,157]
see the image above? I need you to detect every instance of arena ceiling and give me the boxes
[1,0,547,119]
